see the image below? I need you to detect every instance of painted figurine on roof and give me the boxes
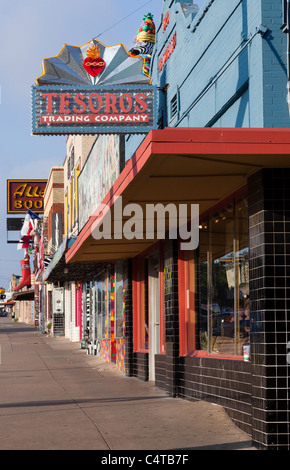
[129,13,156,75]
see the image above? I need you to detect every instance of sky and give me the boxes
[0,0,205,291]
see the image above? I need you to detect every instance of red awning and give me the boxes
[65,127,290,264]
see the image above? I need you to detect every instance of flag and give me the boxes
[27,209,41,220]
[27,209,41,231]
[20,209,40,237]
[20,213,32,236]
[17,235,32,250]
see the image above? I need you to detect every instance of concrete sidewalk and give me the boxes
[0,318,255,451]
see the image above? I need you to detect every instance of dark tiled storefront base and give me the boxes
[134,351,253,438]
[155,355,252,436]
[133,352,149,381]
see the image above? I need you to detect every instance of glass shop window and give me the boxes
[95,270,107,340]
[180,194,249,357]
[210,202,235,355]
[115,261,125,338]
[199,221,209,351]
[235,197,250,354]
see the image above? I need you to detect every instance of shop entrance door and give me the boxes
[148,254,160,382]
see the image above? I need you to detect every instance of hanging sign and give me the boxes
[7,180,47,214]
[31,85,157,135]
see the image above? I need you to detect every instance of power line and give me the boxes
[92,0,153,40]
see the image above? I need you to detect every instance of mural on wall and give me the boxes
[116,339,126,374]
[78,134,120,230]
[110,267,116,364]
[116,277,126,373]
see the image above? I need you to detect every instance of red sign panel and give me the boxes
[7,180,47,214]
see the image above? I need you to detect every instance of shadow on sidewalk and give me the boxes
[177,440,254,450]
[0,395,169,409]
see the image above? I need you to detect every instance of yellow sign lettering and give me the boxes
[13,184,27,198]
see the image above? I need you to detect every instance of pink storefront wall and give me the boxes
[75,283,82,340]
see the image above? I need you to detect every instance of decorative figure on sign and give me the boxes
[129,13,156,76]
[83,44,106,83]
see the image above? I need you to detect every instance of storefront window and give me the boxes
[235,197,250,354]
[210,202,235,354]
[199,222,209,351]
[180,193,249,357]
[95,270,107,340]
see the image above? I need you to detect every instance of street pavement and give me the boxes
[0,317,256,453]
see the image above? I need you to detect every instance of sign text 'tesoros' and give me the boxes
[31,85,157,135]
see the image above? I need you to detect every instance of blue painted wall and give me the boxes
[125,0,289,160]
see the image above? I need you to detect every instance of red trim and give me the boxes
[185,350,245,362]
[133,257,147,352]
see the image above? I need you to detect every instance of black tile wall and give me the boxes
[178,357,252,435]
[155,354,167,390]
[248,169,290,450]
[124,259,133,377]
[164,239,179,344]
[163,240,179,397]
[133,352,148,381]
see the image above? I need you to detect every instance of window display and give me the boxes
[180,193,249,357]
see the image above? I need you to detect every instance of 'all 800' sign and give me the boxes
[7,180,47,214]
